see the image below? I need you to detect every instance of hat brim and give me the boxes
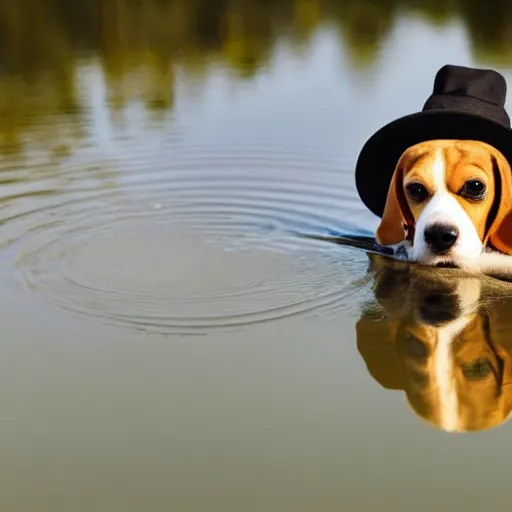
[355,109,512,218]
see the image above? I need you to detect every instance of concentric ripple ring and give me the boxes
[1,145,368,334]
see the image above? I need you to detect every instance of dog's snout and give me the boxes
[419,292,460,325]
[424,223,459,254]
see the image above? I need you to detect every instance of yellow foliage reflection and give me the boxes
[0,0,510,153]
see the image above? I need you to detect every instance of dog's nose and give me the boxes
[424,223,459,254]
[419,292,460,325]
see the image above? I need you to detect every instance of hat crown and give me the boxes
[433,64,507,106]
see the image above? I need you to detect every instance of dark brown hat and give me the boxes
[355,64,512,218]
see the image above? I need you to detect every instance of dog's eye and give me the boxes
[405,182,429,202]
[405,333,428,359]
[462,359,492,380]
[460,179,486,199]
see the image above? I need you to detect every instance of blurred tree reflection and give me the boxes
[328,0,396,69]
[462,0,512,65]
[0,0,511,154]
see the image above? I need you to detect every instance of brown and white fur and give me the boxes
[357,255,512,432]
[377,140,512,280]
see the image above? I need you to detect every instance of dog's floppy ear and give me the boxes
[483,303,512,420]
[375,161,415,246]
[487,151,512,255]
[356,315,407,391]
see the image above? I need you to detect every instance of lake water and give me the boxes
[3,1,512,510]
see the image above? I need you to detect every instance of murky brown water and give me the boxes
[3,1,512,510]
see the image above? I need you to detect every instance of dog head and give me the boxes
[375,140,512,266]
[357,255,512,432]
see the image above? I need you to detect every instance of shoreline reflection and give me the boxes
[1,0,512,155]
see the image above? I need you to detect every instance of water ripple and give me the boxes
[0,144,369,334]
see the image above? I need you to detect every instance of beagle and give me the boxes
[377,139,512,280]
[357,254,512,433]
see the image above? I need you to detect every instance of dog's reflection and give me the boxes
[357,255,512,433]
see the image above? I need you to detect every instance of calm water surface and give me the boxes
[3,1,512,510]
